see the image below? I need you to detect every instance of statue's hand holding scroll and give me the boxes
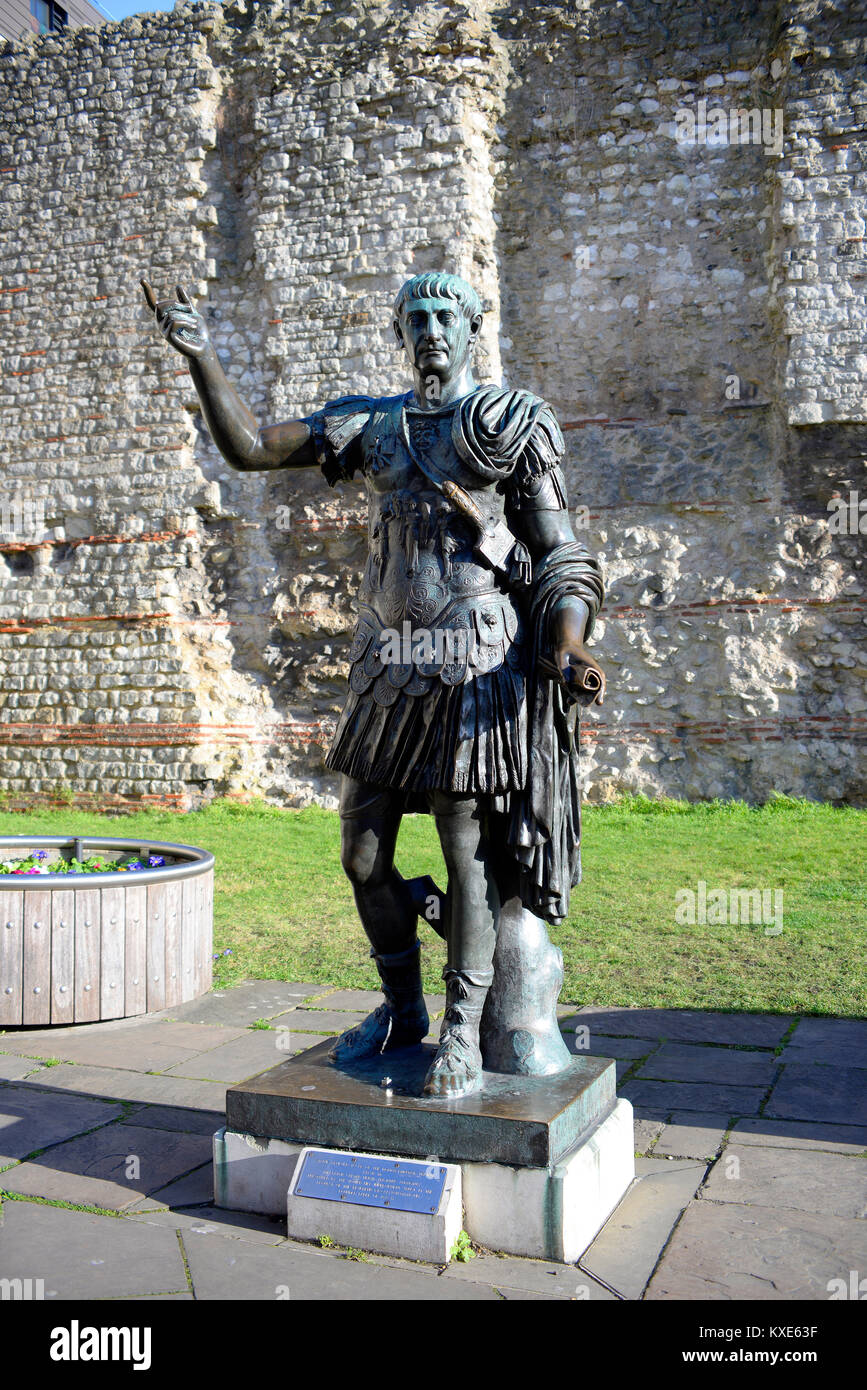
[543,597,606,709]
[141,279,212,359]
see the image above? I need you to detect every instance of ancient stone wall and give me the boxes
[0,0,864,810]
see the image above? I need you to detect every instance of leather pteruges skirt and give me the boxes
[325,604,529,806]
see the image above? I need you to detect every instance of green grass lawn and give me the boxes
[1,795,863,1017]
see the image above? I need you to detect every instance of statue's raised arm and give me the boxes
[140,277,316,473]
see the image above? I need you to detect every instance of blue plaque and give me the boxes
[294,1149,447,1214]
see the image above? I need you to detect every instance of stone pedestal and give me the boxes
[215,1038,634,1263]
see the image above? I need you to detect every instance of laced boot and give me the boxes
[422,967,492,1098]
[329,941,429,1064]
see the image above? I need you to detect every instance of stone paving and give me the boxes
[0,981,864,1301]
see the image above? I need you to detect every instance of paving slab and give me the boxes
[576,1007,792,1047]
[441,1252,614,1299]
[633,1118,664,1154]
[0,1054,52,1082]
[158,982,321,1027]
[298,985,339,1003]
[271,1009,368,1035]
[494,1286,576,1299]
[701,1146,867,1219]
[305,992,447,1015]
[786,1018,867,1050]
[730,1117,867,1154]
[620,1079,764,1115]
[118,1292,194,1300]
[163,1031,296,1084]
[0,1031,85,1059]
[562,1034,633,1079]
[645,1199,867,1300]
[778,1043,867,1069]
[580,1157,707,1300]
[23,1035,210,1074]
[635,1042,778,1087]
[629,1103,673,1124]
[560,1031,655,1063]
[0,1017,137,1052]
[123,1202,287,1244]
[0,1200,189,1299]
[766,1064,867,1126]
[146,1160,215,1208]
[0,1085,125,1164]
[122,1104,225,1136]
[304,989,379,1011]
[181,1228,500,1300]
[30,1063,227,1111]
[119,1020,248,1050]
[1,1123,213,1211]
[654,1112,730,1160]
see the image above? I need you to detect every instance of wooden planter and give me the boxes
[0,837,214,1026]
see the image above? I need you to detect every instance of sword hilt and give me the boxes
[441,479,488,533]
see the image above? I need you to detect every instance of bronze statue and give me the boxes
[142,271,605,1099]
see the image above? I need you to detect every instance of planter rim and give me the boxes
[0,835,214,889]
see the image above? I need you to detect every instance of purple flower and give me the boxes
[223,949,232,956]
[34,850,47,861]
[148,855,165,867]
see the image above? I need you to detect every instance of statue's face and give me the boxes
[393,295,481,380]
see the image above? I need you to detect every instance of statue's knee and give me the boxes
[340,836,385,891]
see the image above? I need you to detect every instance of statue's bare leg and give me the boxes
[329,777,429,1063]
[423,792,499,1098]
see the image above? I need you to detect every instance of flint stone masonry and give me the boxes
[0,0,865,809]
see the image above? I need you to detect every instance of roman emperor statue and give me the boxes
[143,270,605,1099]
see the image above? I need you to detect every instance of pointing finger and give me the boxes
[176,285,194,309]
[140,278,158,313]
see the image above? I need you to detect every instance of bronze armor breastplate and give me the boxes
[347,401,524,698]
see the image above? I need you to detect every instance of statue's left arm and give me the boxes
[507,467,606,707]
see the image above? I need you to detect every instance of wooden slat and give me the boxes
[74,887,101,1022]
[163,878,183,1008]
[99,885,125,1020]
[181,875,198,1004]
[124,883,147,1018]
[0,891,23,1026]
[201,869,213,994]
[146,880,167,1013]
[22,890,51,1026]
[51,890,75,1025]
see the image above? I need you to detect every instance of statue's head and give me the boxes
[392,271,483,384]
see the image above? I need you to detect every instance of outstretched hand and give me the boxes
[141,278,211,359]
